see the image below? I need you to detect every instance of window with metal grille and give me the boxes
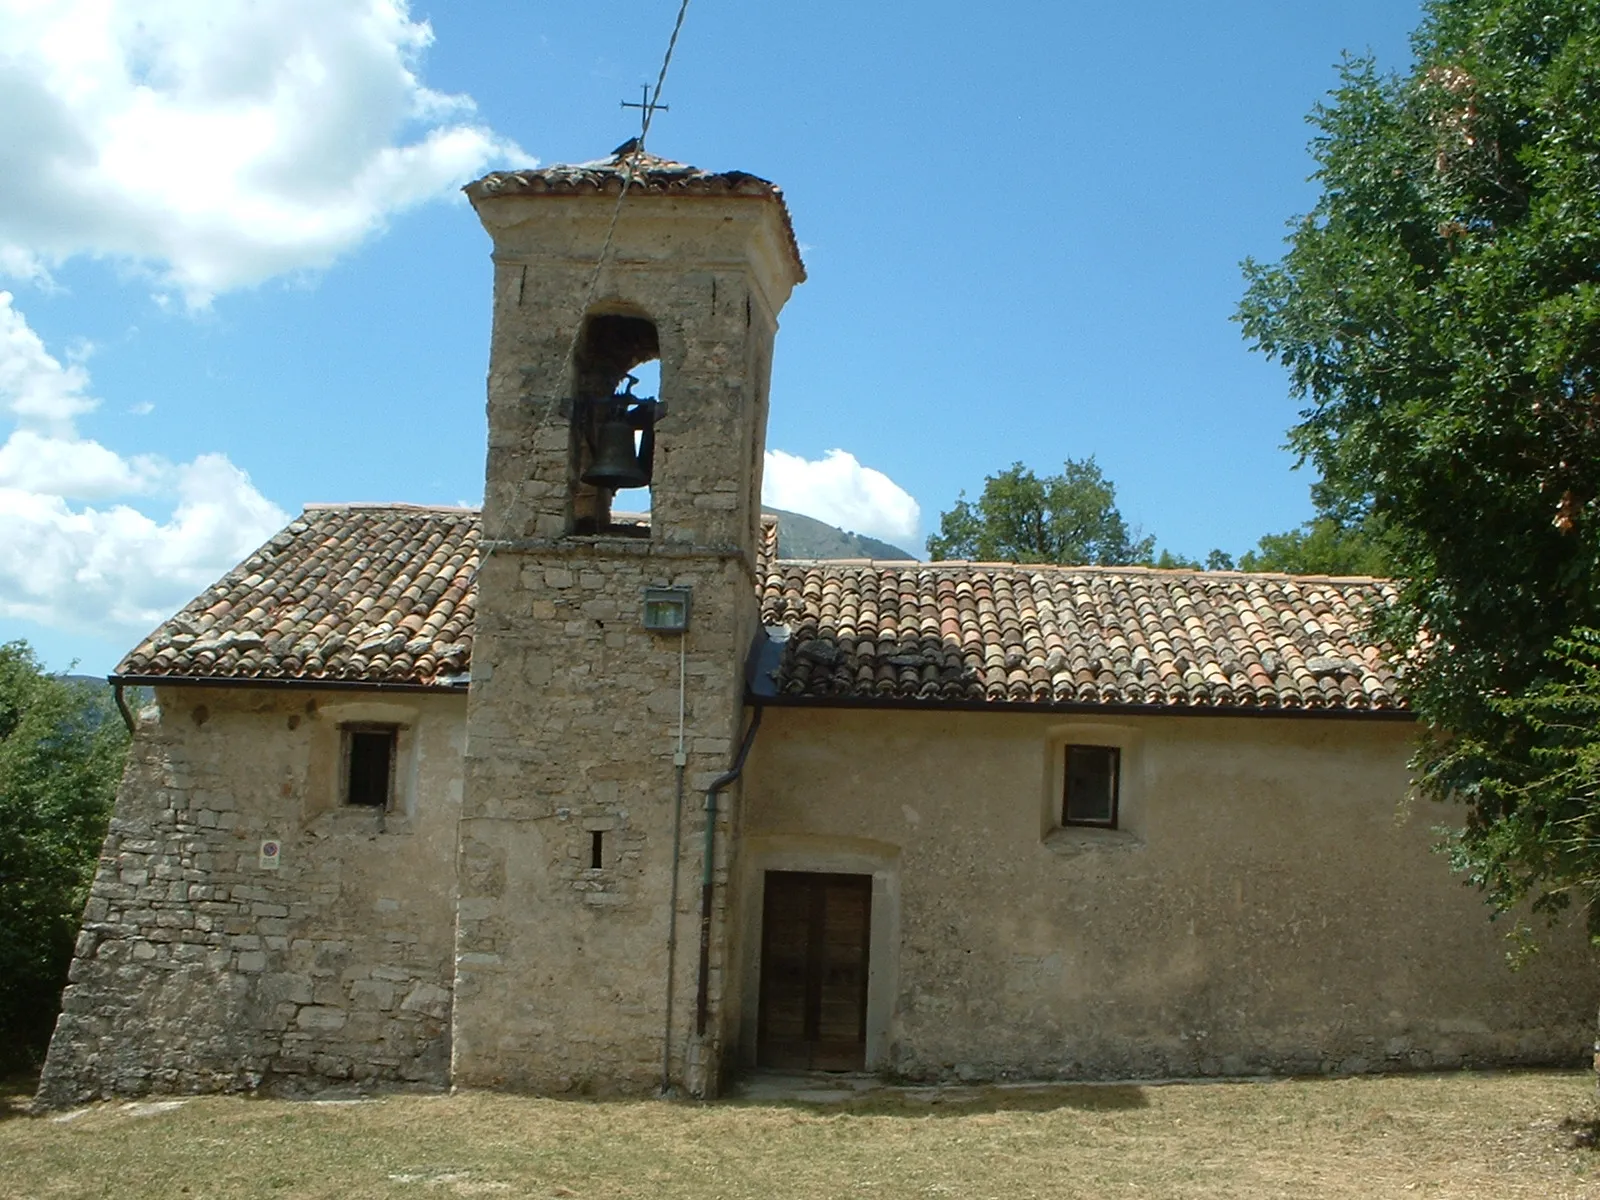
[343,725,397,808]
[1063,744,1119,828]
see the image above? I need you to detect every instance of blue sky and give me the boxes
[0,1,1423,676]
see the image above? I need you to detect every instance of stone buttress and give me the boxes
[452,152,804,1096]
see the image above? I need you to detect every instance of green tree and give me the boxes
[1239,0,1600,932]
[927,458,1155,565]
[1236,514,1393,576]
[1446,631,1600,931]
[0,642,126,1068]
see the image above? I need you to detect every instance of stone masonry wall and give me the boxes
[454,547,754,1097]
[457,181,799,1097]
[472,194,792,552]
[37,686,463,1107]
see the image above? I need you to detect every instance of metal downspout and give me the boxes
[661,634,690,1095]
[693,705,764,1040]
[112,682,135,734]
[660,759,687,1094]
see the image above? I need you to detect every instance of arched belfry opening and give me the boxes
[611,357,659,519]
[569,312,661,536]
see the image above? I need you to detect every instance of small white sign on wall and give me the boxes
[258,840,282,870]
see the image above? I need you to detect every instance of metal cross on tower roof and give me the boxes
[620,83,668,144]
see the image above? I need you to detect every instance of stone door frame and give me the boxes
[734,835,900,1073]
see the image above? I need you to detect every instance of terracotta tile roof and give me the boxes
[116,507,779,689]
[117,508,1405,715]
[116,505,479,688]
[759,513,779,573]
[465,148,806,282]
[756,561,1404,713]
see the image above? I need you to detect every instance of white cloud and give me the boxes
[0,4,516,641]
[763,449,922,546]
[0,291,95,433]
[0,455,287,633]
[0,428,165,498]
[0,0,531,302]
[0,296,287,638]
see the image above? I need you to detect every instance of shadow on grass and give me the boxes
[0,1069,40,1122]
[1560,1114,1600,1151]
[741,1082,1150,1118]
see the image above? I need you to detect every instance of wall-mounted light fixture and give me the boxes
[642,586,691,634]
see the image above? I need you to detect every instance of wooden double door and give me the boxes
[756,871,872,1071]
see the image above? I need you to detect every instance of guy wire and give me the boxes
[476,0,693,568]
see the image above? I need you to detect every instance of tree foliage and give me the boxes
[924,457,1387,576]
[1240,0,1600,929]
[1444,631,1600,924]
[0,642,126,1067]
[1236,513,1393,577]
[926,458,1155,566]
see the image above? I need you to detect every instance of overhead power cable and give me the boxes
[476,0,693,565]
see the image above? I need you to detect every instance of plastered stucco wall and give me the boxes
[37,686,464,1106]
[736,707,1596,1082]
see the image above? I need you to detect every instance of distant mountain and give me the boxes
[763,507,917,562]
[52,674,149,728]
[65,675,151,702]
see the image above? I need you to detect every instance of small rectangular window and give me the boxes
[1063,744,1119,828]
[344,726,397,808]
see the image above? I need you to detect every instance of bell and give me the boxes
[582,412,651,489]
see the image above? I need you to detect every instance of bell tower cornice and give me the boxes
[466,152,804,337]
[464,149,806,285]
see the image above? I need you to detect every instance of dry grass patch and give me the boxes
[1,1070,1597,1199]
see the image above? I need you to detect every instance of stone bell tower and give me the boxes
[454,149,804,1096]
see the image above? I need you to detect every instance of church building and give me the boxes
[36,149,1593,1105]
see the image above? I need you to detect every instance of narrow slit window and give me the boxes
[590,831,604,869]
[1063,744,1119,828]
[344,726,397,808]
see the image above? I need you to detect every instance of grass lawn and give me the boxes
[2,1069,1598,1199]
